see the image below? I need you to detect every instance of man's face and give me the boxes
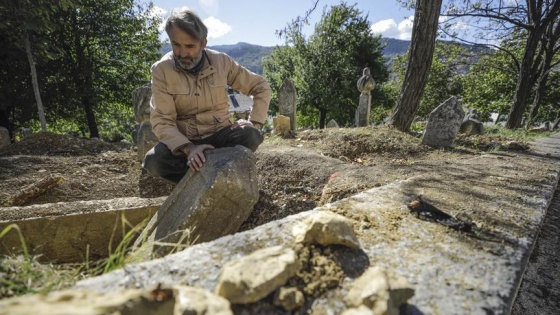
[168,25,207,69]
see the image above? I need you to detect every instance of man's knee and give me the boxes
[244,127,264,151]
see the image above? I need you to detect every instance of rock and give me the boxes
[459,118,485,136]
[273,287,305,311]
[506,141,529,151]
[293,211,360,248]
[278,78,297,131]
[341,305,376,315]
[135,146,259,258]
[421,96,465,148]
[215,245,300,304]
[326,119,339,128]
[0,284,231,315]
[273,115,292,136]
[345,266,414,315]
[132,83,152,123]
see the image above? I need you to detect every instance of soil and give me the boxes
[0,126,529,228]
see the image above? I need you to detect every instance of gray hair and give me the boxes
[165,9,208,42]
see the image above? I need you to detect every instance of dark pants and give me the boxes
[143,126,263,183]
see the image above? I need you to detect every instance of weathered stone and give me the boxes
[421,96,465,148]
[136,146,259,258]
[215,245,300,304]
[0,197,163,262]
[341,305,376,315]
[273,287,305,311]
[0,285,232,315]
[278,78,297,131]
[273,115,292,136]
[345,266,414,315]
[326,119,339,128]
[132,83,152,123]
[0,126,10,149]
[293,211,360,248]
[459,118,485,136]
[356,67,376,127]
[136,121,159,161]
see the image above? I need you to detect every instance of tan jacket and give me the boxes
[150,49,271,154]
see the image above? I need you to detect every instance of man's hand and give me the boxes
[180,143,215,172]
[231,119,262,130]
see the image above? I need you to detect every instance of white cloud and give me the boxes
[371,16,414,40]
[150,6,168,33]
[204,16,232,39]
[199,0,219,17]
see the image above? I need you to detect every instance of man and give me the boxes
[143,9,271,183]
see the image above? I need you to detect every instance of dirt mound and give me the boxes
[0,132,129,157]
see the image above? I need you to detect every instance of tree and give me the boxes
[442,0,560,128]
[389,0,443,132]
[264,2,388,128]
[0,0,74,133]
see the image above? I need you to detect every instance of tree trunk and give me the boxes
[526,71,549,128]
[24,32,47,132]
[319,108,327,129]
[389,0,443,132]
[83,95,99,138]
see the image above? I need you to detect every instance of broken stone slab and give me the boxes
[215,245,300,304]
[345,266,415,314]
[0,197,165,262]
[0,126,10,149]
[134,146,259,258]
[0,284,232,315]
[293,211,360,248]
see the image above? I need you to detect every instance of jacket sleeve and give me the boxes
[150,62,191,153]
[225,56,271,124]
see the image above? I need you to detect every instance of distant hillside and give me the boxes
[160,42,274,74]
[160,39,490,75]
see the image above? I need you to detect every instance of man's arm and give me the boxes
[150,63,191,154]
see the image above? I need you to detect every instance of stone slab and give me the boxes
[0,197,165,262]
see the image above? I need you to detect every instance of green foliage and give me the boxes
[390,41,467,118]
[263,2,389,128]
[0,0,161,139]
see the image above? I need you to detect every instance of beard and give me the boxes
[174,51,204,71]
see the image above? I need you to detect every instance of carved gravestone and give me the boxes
[422,96,465,148]
[132,84,157,161]
[0,127,10,150]
[278,78,297,131]
[356,67,376,127]
[134,146,259,258]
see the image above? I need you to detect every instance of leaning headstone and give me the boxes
[136,121,158,162]
[132,83,157,161]
[134,146,259,258]
[278,78,297,131]
[273,115,292,136]
[356,67,376,127]
[421,96,465,148]
[0,127,10,150]
[326,119,339,128]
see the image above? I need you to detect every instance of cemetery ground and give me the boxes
[0,125,549,299]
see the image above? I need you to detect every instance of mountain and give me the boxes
[160,42,274,74]
[160,39,490,75]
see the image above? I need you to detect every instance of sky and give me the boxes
[146,0,416,46]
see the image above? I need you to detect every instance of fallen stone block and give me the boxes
[215,245,300,304]
[135,146,259,258]
[345,266,415,315]
[293,210,360,248]
[0,284,232,315]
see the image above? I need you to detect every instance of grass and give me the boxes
[0,214,153,300]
